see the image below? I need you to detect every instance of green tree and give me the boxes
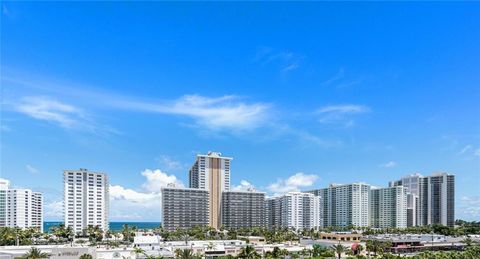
[331,243,347,259]
[23,247,49,259]
[238,245,261,259]
[79,254,93,259]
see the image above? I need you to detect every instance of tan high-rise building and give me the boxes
[189,152,232,229]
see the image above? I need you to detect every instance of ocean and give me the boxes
[44,222,161,233]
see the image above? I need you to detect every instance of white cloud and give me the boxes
[458,145,473,155]
[25,164,39,174]
[316,104,370,127]
[255,47,303,73]
[320,68,345,85]
[232,180,255,191]
[15,96,85,128]
[156,155,183,171]
[114,95,270,132]
[141,169,184,192]
[379,161,397,168]
[109,169,184,221]
[44,200,63,219]
[474,148,480,157]
[459,196,480,220]
[268,172,319,195]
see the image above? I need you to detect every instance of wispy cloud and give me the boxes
[114,95,270,132]
[458,145,473,155]
[155,155,183,171]
[320,68,345,85]
[255,47,303,73]
[267,172,319,196]
[316,104,370,127]
[25,164,39,174]
[459,196,480,220]
[379,161,397,168]
[475,148,480,158]
[15,96,85,128]
[12,96,118,135]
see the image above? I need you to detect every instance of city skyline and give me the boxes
[1,2,479,222]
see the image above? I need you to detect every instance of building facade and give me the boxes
[189,152,232,229]
[308,183,370,228]
[221,190,266,229]
[370,186,407,229]
[418,173,455,227]
[267,192,321,230]
[161,187,209,231]
[390,173,455,227]
[6,189,43,232]
[0,179,9,227]
[64,169,109,234]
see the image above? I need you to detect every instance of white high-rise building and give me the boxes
[308,183,370,228]
[6,189,43,232]
[390,173,455,227]
[189,152,232,229]
[370,186,408,229]
[267,192,321,230]
[0,179,10,227]
[64,169,109,234]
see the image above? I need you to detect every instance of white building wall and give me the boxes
[64,169,109,233]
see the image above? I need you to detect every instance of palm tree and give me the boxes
[366,239,384,257]
[331,243,347,259]
[23,247,49,259]
[311,244,324,257]
[175,248,194,259]
[79,254,93,259]
[133,247,146,255]
[238,245,261,259]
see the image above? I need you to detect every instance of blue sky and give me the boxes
[1,2,479,221]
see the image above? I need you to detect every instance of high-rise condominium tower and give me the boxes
[64,169,109,233]
[370,186,407,229]
[390,173,455,227]
[308,183,370,228]
[161,186,209,231]
[0,179,9,227]
[419,173,455,227]
[0,178,43,231]
[221,190,266,229]
[189,152,232,229]
[267,192,321,230]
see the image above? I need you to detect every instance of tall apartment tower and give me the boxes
[189,152,232,229]
[267,192,321,230]
[6,189,43,232]
[0,179,10,227]
[161,187,209,231]
[308,183,370,228]
[389,173,422,226]
[64,169,109,233]
[419,173,455,227]
[370,186,407,229]
[390,173,455,227]
[221,190,266,229]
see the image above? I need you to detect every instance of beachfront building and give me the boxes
[63,169,109,234]
[161,186,209,231]
[6,188,43,232]
[189,151,232,229]
[221,190,266,229]
[308,183,370,228]
[390,173,455,227]
[267,192,321,230]
[370,186,408,229]
[0,179,9,227]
